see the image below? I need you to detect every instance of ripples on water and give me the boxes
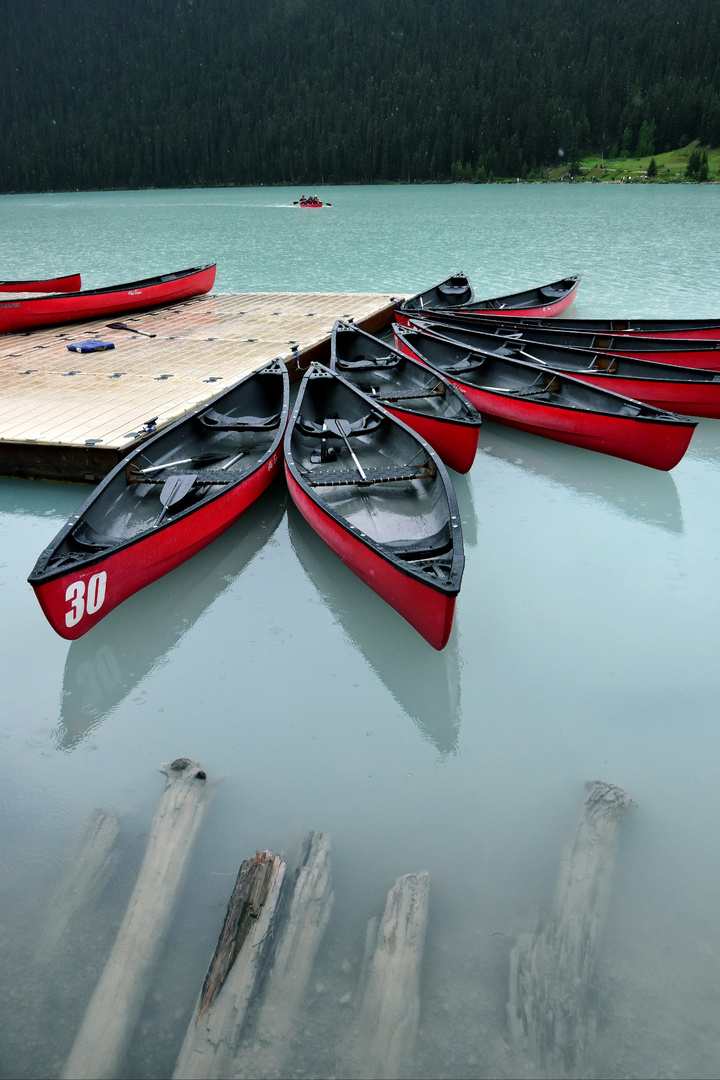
[1,186,720,1078]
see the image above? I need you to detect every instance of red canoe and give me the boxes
[392,325,696,471]
[28,359,288,639]
[329,319,482,473]
[0,273,82,293]
[400,317,720,418]
[398,272,580,318]
[284,364,464,649]
[1,263,216,334]
[394,310,720,370]
[464,313,720,341]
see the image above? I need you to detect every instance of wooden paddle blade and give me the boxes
[159,473,196,509]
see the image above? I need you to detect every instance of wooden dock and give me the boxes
[0,291,397,482]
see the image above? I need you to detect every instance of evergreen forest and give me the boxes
[2,0,720,192]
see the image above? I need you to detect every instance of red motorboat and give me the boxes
[400,317,720,418]
[398,272,580,318]
[394,310,720,370]
[284,364,464,649]
[28,360,288,639]
[392,324,696,471]
[0,263,216,334]
[329,320,482,473]
[0,273,82,293]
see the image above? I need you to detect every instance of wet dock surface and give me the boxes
[0,291,396,481]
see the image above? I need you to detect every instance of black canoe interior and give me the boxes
[414,314,720,358]
[288,368,462,588]
[400,273,578,313]
[399,273,475,312]
[408,320,720,385]
[331,321,481,426]
[35,363,287,577]
[393,328,693,422]
[492,316,720,335]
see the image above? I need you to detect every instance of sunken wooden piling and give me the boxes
[345,871,430,1080]
[61,759,208,1080]
[507,780,635,1080]
[173,849,285,1080]
[36,808,120,960]
[234,831,334,1079]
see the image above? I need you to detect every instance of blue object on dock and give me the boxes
[67,340,115,353]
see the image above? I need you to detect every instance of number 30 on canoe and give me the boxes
[65,572,107,628]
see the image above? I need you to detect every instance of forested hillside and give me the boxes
[2,0,720,192]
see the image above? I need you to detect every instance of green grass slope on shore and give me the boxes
[547,142,720,182]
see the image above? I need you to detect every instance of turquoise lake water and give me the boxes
[1,184,720,1078]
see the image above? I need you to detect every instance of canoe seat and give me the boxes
[540,286,564,300]
[442,351,486,374]
[385,522,453,560]
[298,412,383,439]
[70,522,115,551]
[438,279,472,297]
[198,408,281,432]
[592,355,619,373]
[336,353,400,370]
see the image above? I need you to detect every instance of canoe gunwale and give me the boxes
[28,360,289,587]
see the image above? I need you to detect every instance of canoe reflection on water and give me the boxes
[56,483,288,750]
[287,503,462,755]
[481,419,685,535]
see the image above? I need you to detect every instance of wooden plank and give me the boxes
[61,759,209,1080]
[173,850,286,1080]
[507,781,635,1080]
[344,872,430,1080]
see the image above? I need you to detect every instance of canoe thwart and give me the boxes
[197,408,282,432]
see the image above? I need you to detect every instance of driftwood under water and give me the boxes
[507,780,635,1080]
[346,871,430,1080]
[234,831,334,1079]
[36,808,120,959]
[62,759,208,1080]
[173,849,285,1080]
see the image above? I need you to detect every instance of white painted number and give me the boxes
[65,571,107,627]
[86,571,107,614]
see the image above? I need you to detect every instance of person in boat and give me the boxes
[299,196,307,205]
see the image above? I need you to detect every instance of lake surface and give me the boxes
[1,184,720,1079]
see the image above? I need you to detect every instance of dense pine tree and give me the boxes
[1,0,719,192]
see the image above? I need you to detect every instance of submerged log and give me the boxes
[507,780,635,1080]
[234,831,334,1079]
[173,849,285,1080]
[62,758,208,1080]
[36,808,120,959]
[346,871,430,1080]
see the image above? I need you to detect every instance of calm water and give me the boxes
[1,184,720,1079]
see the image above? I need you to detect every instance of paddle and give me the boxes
[324,418,367,480]
[155,473,197,524]
[107,322,156,338]
[131,451,229,477]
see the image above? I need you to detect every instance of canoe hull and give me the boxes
[0,264,216,334]
[285,467,457,650]
[392,335,694,471]
[31,448,283,640]
[381,403,480,472]
[0,273,82,293]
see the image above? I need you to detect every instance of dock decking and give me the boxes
[0,291,397,482]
